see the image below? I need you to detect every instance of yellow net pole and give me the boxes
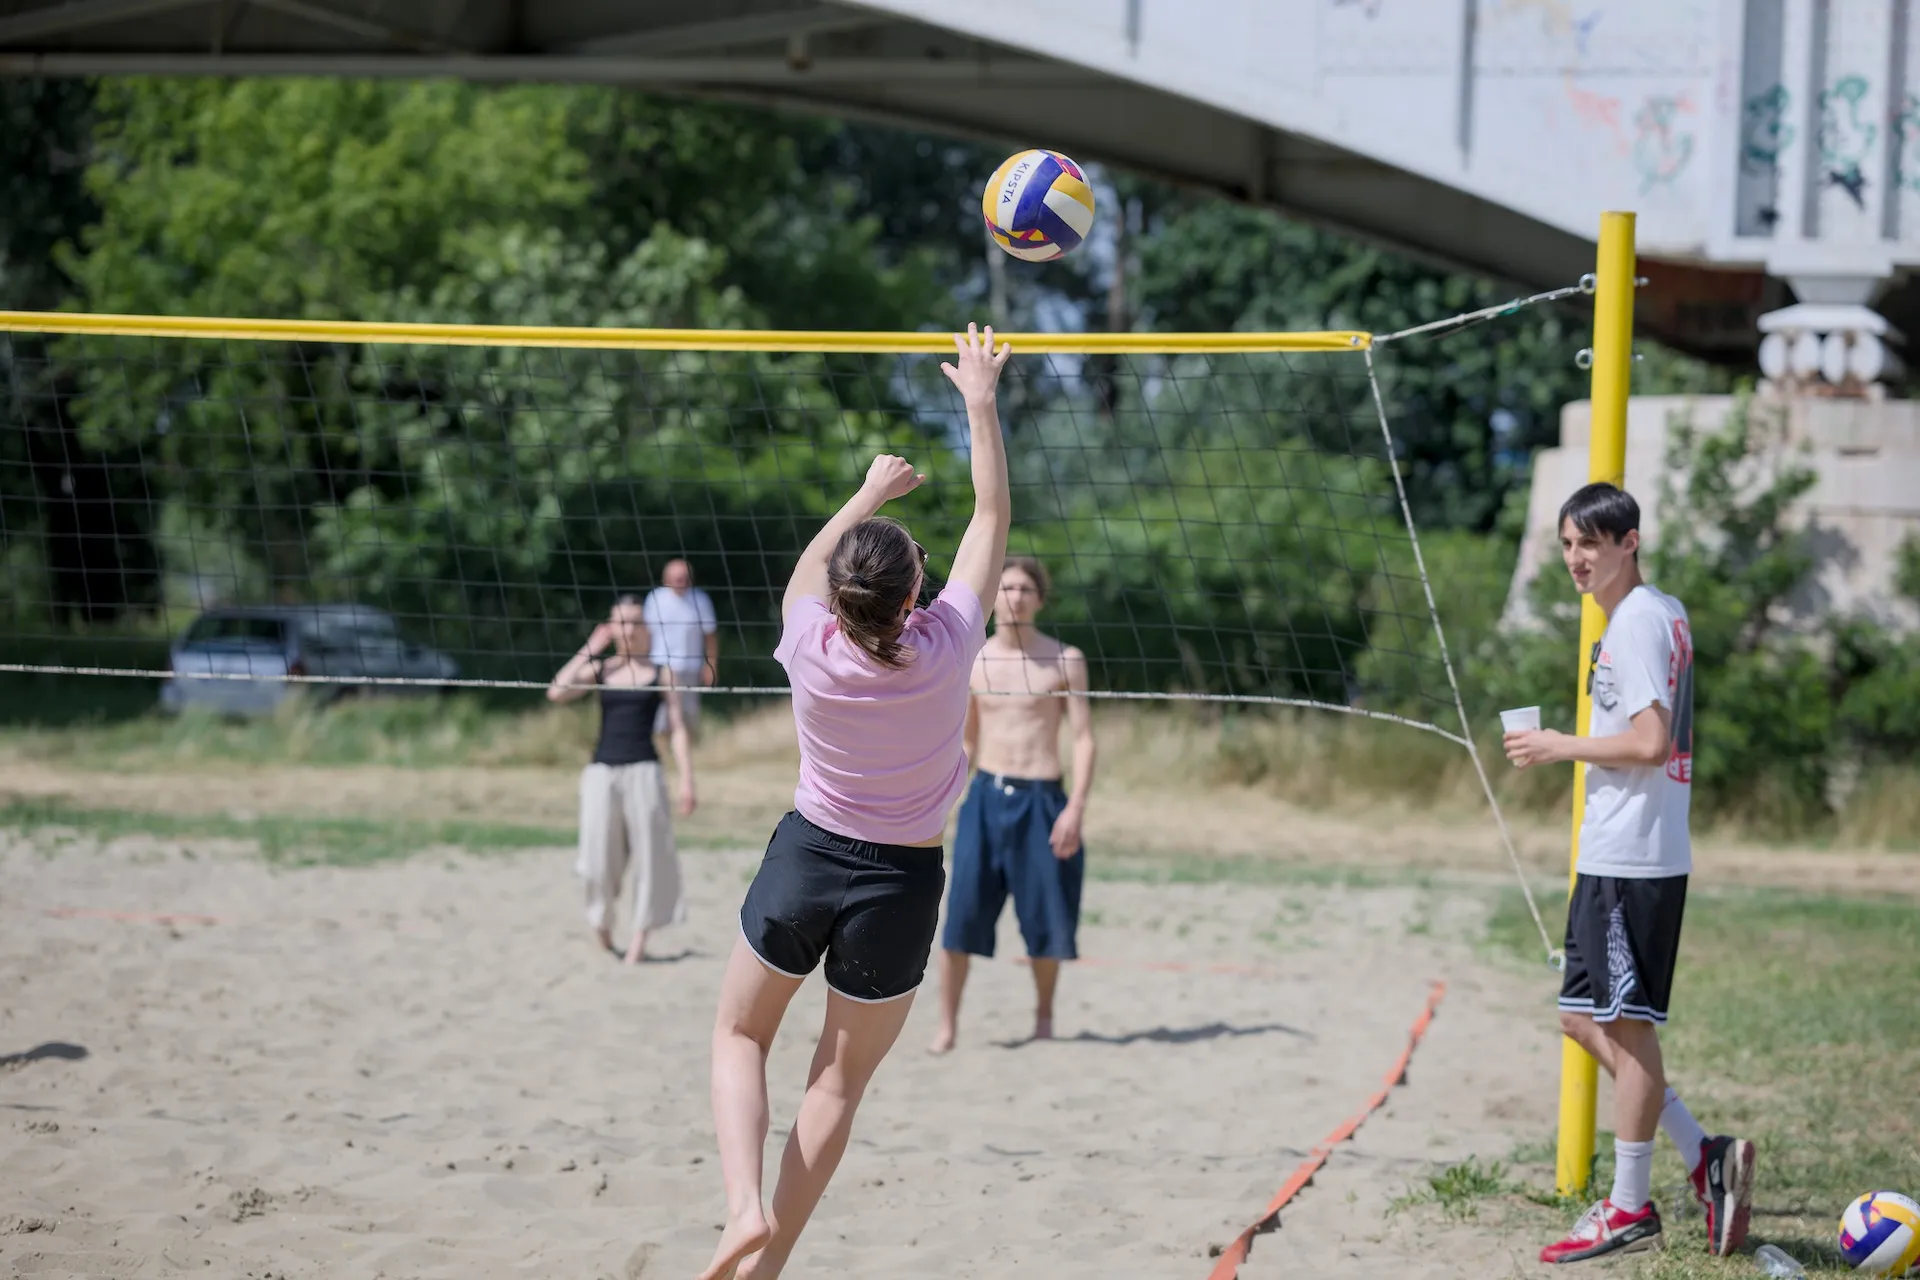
[1555,210,1637,1196]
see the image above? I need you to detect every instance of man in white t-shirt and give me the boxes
[642,559,718,739]
[1505,482,1754,1265]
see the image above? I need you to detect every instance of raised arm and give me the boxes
[783,455,926,619]
[547,624,612,703]
[942,324,1013,609]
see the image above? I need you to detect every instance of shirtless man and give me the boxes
[930,556,1096,1052]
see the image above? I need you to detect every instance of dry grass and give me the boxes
[3,698,1915,895]
[1833,766,1920,849]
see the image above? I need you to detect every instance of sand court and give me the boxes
[2,829,1557,1278]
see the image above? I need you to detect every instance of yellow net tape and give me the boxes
[0,310,1371,354]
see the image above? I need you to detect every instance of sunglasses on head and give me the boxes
[912,540,928,565]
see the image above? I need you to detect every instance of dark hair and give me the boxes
[614,594,643,608]
[1002,555,1051,601]
[828,517,922,670]
[1558,482,1640,550]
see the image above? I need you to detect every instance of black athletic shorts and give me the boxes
[1558,873,1688,1025]
[739,811,946,1003]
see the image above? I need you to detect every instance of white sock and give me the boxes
[1610,1139,1655,1214]
[1660,1087,1707,1173]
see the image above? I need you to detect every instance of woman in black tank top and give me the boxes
[549,596,698,963]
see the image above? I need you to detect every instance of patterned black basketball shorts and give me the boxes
[1558,873,1688,1025]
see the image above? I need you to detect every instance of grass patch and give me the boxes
[2,694,600,769]
[1388,1156,1528,1220]
[0,796,574,866]
[12,695,1918,855]
[1467,885,1920,1275]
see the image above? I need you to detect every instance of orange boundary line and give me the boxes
[45,907,221,926]
[1203,980,1446,1280]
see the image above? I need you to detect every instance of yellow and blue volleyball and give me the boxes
[982,149,1096,262]
[1840,1191,1920,1275]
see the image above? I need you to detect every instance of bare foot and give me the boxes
[623,931,647,966]
[1032,1014,1053,1041]
[928,1025,956,1055]
[697,1208,771,1280]
[594,926,613,954]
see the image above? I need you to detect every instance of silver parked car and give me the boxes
[160,605,460,716]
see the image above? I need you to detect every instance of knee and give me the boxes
[1558,1010,1594,1044]
[807,1060,875,1109]
[1603,1016,1659,1056]
[713,1013,776,1054]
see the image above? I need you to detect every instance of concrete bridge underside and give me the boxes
[6,0,1919,359]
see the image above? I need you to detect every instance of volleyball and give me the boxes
[1840,1191,1920,1275]
[982,148,1096,262]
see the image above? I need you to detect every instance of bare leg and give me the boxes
[623,930,647,965]
[1559,1011,1620,1076]
[736,988,915,1279]
[1029,958,1060,1040]
[1604,1019,1666,1144]
[699,940,804,1280]
[929,950,968,1054]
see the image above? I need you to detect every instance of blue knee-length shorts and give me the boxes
[940,771,1083,960]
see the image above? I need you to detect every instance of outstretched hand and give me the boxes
[863,454,926,504]
[940,322,1012,405]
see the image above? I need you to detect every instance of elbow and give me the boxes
[545,687,564,704]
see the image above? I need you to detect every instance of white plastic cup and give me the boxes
[1499,706,1541,734]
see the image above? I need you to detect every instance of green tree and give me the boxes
[2,79,160,624]
[53,80,965,666]
[1126,195,1734,533]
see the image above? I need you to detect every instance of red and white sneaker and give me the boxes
[1540,1198,1664,1264]
[1690,1135,1757,1256]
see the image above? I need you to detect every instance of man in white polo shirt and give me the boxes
[642,559,718,739]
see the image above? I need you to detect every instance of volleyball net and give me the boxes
[0,305,1571,953]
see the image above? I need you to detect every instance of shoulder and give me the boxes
[1608,593,1675,662]
[931,580,984,624]
[775,595,831,659]
[1652,587,1690,626]
[1615,589,1673,634]
[782,595,831,633]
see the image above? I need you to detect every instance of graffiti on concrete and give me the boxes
[1818,74,1875,209]
[1499,0,1602,54]
[1740,82,1793,228]
[1894,93,1920,195]
[1634,95,1695,192]
[1741,84,1795,172]
[1565,77,1625,148]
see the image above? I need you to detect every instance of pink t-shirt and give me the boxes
[774,582,987,845]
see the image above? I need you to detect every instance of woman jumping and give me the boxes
[698,324,1012,1280]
